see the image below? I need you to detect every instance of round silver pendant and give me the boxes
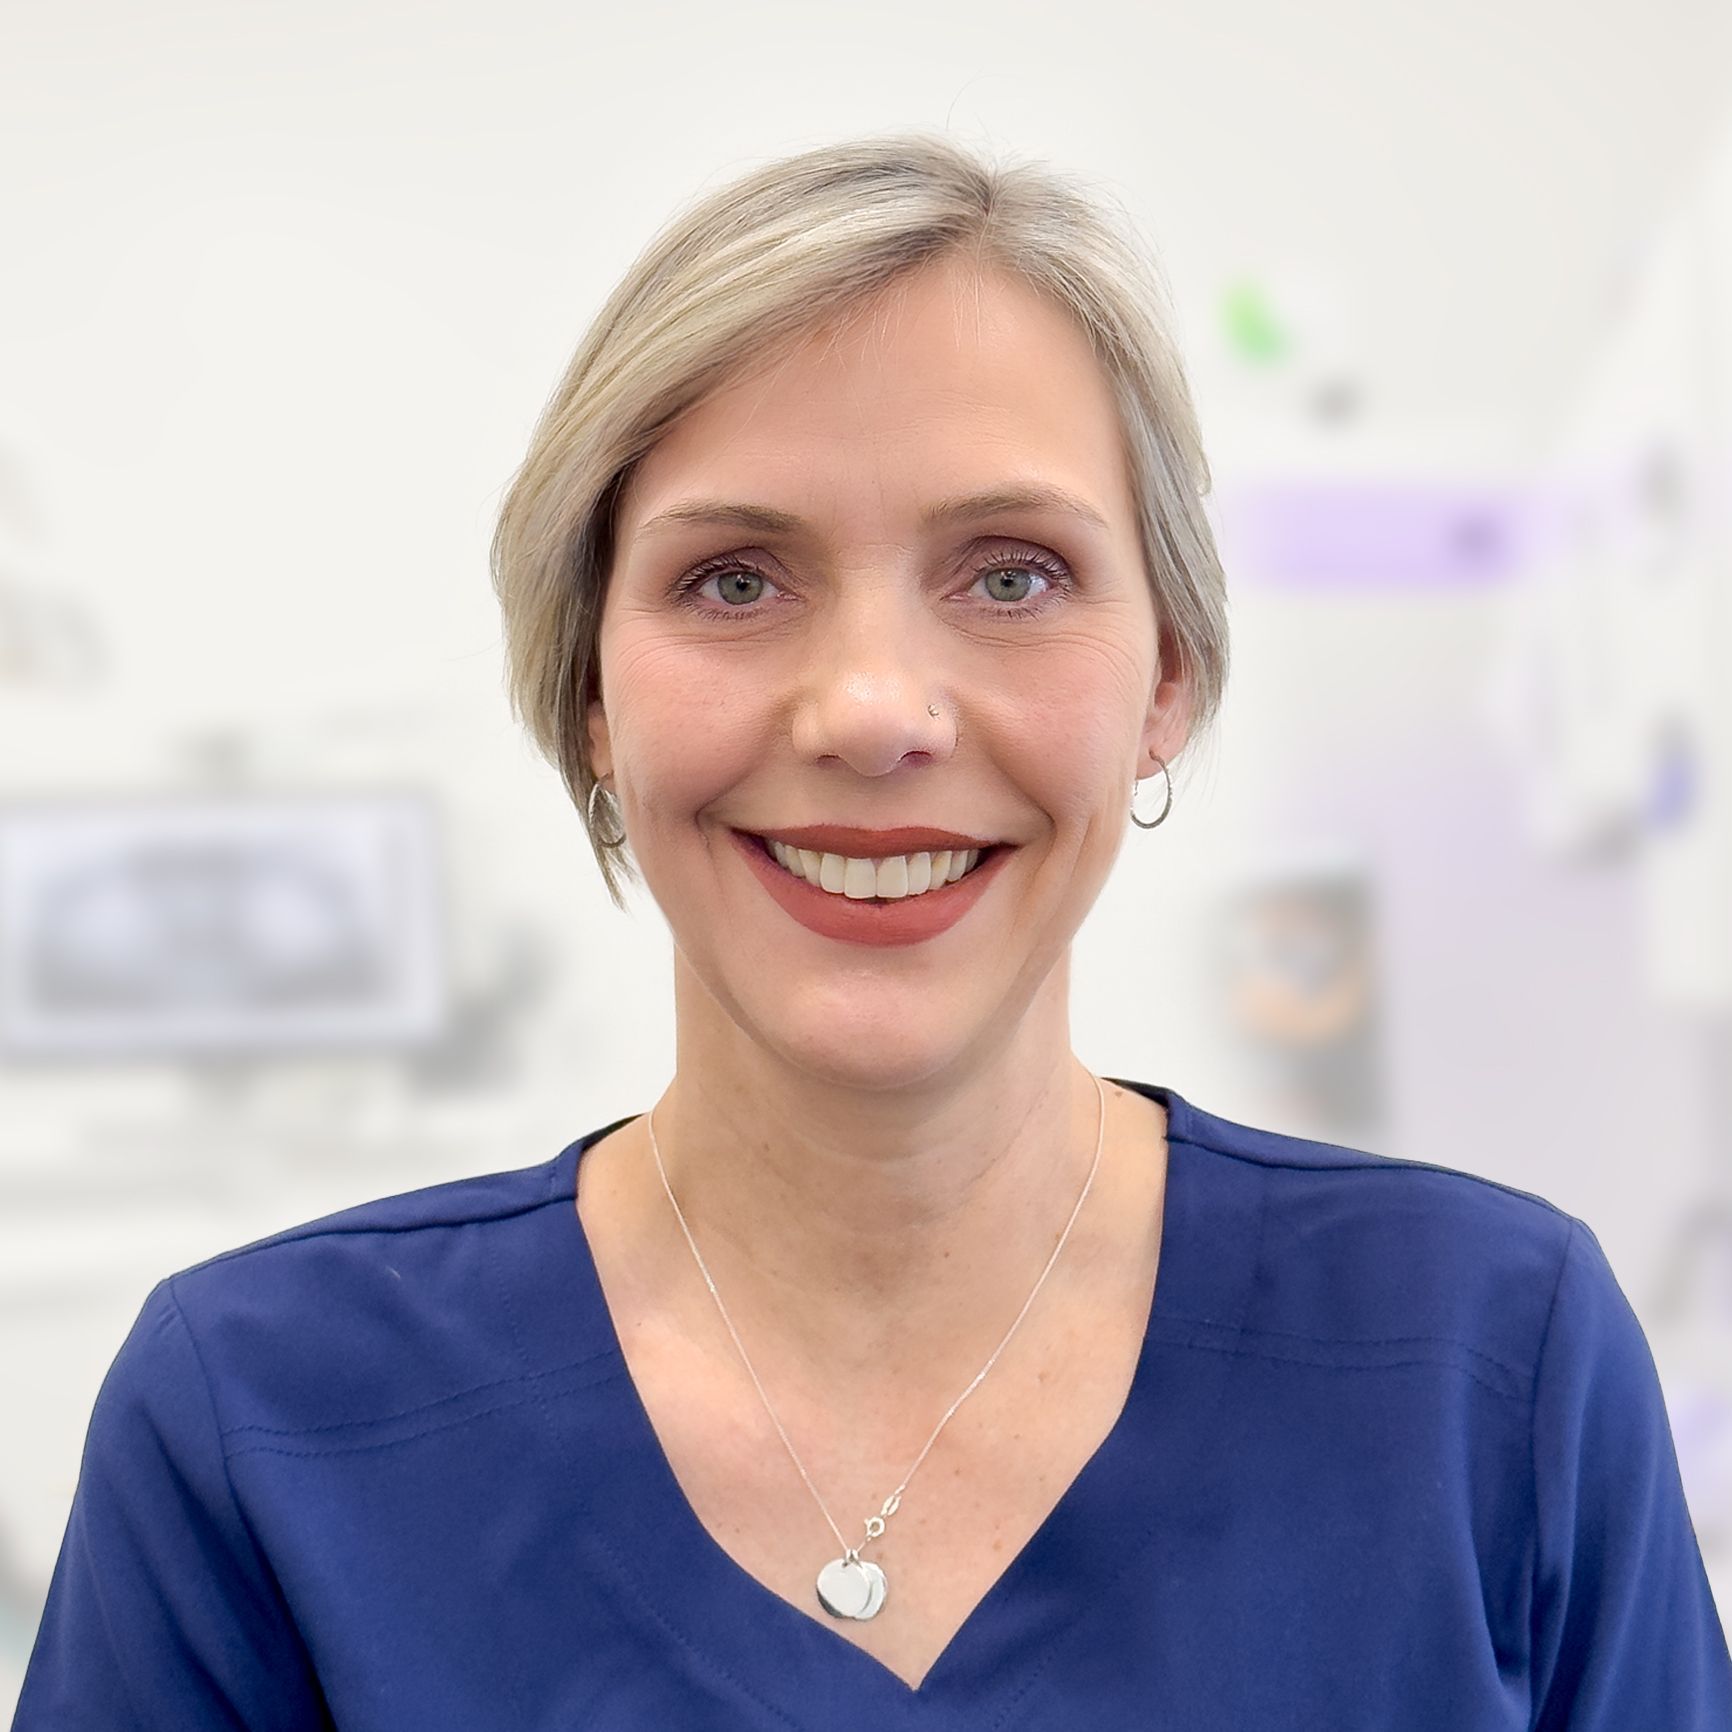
[815,1556,887,1620]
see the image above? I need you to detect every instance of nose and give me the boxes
[789,578,955,777]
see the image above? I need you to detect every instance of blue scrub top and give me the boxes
[14,1081,1732,1728]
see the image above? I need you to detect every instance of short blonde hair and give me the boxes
[490,129,1230,909]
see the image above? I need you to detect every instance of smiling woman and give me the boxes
[15,130,1730,1730]
[485,135,1228,914]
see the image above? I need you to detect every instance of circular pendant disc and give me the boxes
[857,1559,887,1619]
[815,1557,872,1619]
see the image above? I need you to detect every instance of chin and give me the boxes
[748,1011,974,1096]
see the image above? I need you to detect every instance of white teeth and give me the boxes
[764,839,985,901]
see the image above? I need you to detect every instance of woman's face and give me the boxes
[590,256,1191,1090]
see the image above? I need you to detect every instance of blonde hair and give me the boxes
[490,129,1229,909]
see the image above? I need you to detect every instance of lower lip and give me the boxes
[730,830,1014,947]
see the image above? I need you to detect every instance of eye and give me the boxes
[673,555,784,614]
[671,541,1075,619]
[965,544,1074,617]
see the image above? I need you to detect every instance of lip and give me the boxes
[729,828,1013,948]
[749,823,1001,855]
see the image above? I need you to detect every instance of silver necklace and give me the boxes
[644,1070,1108,1623]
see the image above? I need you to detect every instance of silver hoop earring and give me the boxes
[1130,756,1173,830]
[587,778,628,849]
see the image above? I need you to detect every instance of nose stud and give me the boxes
[927,703,941,718]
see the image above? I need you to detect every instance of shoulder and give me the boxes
[148,1135,608,1443]
[1135,1082,1589,1398]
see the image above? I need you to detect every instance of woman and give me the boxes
[15,132,1730,1728]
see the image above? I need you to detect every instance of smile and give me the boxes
[758,837,989,902]
[729,829,1013,947]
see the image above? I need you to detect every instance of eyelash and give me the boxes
[672,544,1075,621]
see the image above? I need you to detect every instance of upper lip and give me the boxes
[743,824,1002,855]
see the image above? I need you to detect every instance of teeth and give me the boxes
[765,840,985,900]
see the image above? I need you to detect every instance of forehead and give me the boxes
[616,260,1133,544]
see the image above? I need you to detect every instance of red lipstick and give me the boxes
[729,829,1012,947]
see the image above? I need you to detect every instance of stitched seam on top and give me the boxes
[219,1345,620,1440]
[163,1276,334,1722]
[1208,1323,1525,1381]
[1154,1337,1527,1404]
[1163,1125,1573,1221]
[77,1311,161,1732]
[225,1368,637,1461]
[164,1175,572,1280]
[1526,1217,1578,1731]
[481,1243,540,1724]
[212,1130,612,1442]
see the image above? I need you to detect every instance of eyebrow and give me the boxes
[630,482,1111,543]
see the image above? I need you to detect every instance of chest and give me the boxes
[572,1086,1174,1692]
[615,1273,1157,1692]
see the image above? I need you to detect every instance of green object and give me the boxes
[1222,280,1292,366]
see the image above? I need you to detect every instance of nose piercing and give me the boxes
[928,703,941,717]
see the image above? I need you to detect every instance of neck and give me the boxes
[630,958,1129,1403]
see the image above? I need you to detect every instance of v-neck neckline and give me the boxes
[551,1079,1263,1725]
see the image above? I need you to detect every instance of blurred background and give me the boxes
[4,0,1732,1700]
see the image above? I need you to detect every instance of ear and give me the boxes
[586,697,614,784]
[1138,643,1194,780]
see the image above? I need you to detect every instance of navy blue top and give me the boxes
[14,1081,1732,1729]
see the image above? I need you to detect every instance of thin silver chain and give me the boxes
[644,1070,1109,1562]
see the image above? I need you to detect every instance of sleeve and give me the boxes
[12,1276,333,1730]
[1529,1216,1732,1729]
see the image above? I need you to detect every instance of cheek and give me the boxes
[605,623,709,704]
[608,624,767,721]
[996,632,1150,780]
[1011,640,1150,834]
[604,634,771,811]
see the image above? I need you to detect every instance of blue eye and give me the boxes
[682,564,779,613]
[967,553,1071,617]
[673,543,1074,619]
